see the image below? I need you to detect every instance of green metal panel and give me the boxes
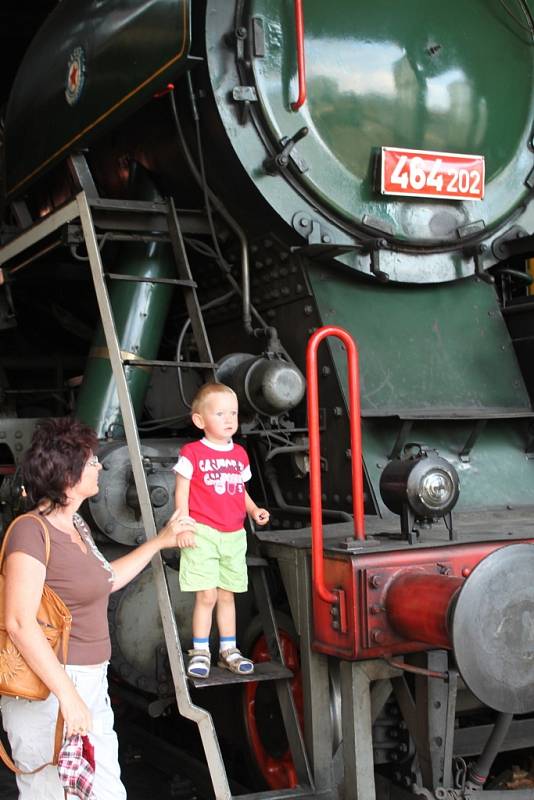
[307,266,531,414]
[6,0,191,196]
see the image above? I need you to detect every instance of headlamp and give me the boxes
[380,447,460,521]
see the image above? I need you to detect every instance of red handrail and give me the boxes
[291,0,307,111]
[306,326,365,604]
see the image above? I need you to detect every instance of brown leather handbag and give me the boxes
[0,513,71,773]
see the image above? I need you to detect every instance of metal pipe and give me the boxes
[265,463,353,522]
[181,80,253,334]
[468,712,514,787]
[291,0,307,111]
[306,326,365,605]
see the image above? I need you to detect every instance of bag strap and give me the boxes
[0,709,64,774]
[0,513,66,774]
[0,512,51,573]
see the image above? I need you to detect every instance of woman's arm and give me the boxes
[5,551,92,737]
[110,507,194,591]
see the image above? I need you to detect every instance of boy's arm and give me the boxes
[174,474,196,547]
[174,473,191,516]
[245,490,270,526]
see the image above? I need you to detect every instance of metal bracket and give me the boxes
[232,85,258,125]
[68,153,99,199]
[388,420,414,460]
[492,225,530,261]
[264,126,309,174]
[525,422,534,457]
[292,212,332,244]
[470,244,494,285]
[459,419,486,462]
[366,238,390,282]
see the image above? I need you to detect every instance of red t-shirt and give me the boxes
[173,438,251,532]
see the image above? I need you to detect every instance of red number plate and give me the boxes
[381,147,485,201]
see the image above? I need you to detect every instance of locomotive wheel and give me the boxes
[241,612,303,790]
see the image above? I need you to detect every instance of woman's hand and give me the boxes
[156,507,196,550]
[58,685,93,738]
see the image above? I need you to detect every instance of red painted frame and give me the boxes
[312,539,534,659]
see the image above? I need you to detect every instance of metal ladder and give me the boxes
[0,187,315,800]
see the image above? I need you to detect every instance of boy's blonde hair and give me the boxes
[191,383,237,416]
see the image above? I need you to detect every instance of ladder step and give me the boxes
[187,660,292,689]
[105,272,197,288]
[246,555,269,567]
[121,359,216,369]
[236,786,319,800]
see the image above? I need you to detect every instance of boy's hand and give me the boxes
[251,508,270,526]
[176,530,197,548]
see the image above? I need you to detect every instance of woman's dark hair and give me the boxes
[22,417,98,511]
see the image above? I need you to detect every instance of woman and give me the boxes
[0,417,195,799]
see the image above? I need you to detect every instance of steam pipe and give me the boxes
[468,712,514,787]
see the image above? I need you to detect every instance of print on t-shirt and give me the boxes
[200,456,246,496]
[173,439,252,532]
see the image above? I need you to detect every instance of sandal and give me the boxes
[187,648,211,678]
[218,647,254,675]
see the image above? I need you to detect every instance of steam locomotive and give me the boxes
[2,1,534,798]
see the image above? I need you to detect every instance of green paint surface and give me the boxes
[308,266,530,413]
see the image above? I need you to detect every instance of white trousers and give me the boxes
[0,662,127,800]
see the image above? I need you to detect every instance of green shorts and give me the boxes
[179,522,248,593]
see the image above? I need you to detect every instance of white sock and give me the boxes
[219,636,236,652]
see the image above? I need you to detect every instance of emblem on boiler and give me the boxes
[65,46,86,106]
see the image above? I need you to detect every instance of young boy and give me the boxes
[173,383,269,678]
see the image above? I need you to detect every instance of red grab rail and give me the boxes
[306,326,365,604]
[291,0,307,111]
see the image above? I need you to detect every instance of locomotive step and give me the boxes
[186,660,292,689]
[121,358,216,370]
[105,272,197,288]
[236,786,327,800]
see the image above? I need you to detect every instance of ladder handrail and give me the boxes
[306,326,365,605]
[77,191,231,800]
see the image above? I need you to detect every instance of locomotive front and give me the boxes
[2,1,534,798]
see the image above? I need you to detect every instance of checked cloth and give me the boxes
[57,734,96,800]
